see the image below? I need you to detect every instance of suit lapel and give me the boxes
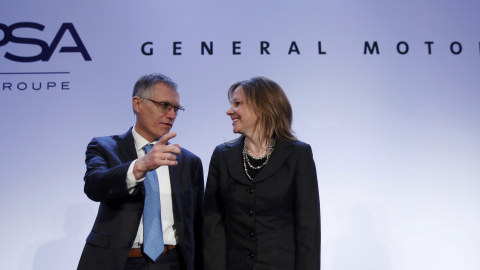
[223,138,252,185]
[169,152,184,225]
[116,127,143,195]
[117,127,137,163]
[252,140,295,183]
[223,138,296,185]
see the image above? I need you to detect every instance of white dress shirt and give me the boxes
[126,127,177,248]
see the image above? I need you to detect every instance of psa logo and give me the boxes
[0,22,91,62]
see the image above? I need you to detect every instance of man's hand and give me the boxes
[133,132,181,180]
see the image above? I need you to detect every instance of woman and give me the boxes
[203,76,320,270]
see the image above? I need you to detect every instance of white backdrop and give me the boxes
[1,1,479,269]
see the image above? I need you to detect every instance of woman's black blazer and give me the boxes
[203,138,320,270]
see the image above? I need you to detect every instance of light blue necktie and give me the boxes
[142,144,164,261]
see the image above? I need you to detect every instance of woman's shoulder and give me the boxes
[283,139,311,149]
[215,136,243,150]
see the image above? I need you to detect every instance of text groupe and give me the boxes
[2,81,70,91]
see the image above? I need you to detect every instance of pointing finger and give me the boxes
[157,132,177,145]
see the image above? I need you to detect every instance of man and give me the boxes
[77,73,204,270]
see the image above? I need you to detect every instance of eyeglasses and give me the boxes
[145,98,185,115]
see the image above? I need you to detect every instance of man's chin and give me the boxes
[157,128,172,137]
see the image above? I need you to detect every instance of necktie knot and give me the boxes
[143,144,154,153]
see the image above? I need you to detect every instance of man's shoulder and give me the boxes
[88,128,133,148]
[179,146,201,161]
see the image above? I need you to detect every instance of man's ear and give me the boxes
[132,96,142,114]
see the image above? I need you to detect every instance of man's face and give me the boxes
[133,83,180,142]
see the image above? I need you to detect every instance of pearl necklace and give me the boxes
[243,139,276,180]
[247,144,269,159]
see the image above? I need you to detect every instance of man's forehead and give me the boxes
[152,83,180,102]
[153,83,178,94]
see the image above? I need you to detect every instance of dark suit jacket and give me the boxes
[77,128,204,270]
[203,138,320,270]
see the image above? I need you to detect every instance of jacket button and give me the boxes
[248,232,256,239]
[247,210,254,216]
[247,187,255,194]
[248,252,255,259]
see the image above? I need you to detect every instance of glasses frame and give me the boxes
[145,98,185,115]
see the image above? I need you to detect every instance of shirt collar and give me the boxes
[132,127,158,152]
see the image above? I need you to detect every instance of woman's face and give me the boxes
[226,86,259,138]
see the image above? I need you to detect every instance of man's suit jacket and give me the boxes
[203,137,320,270]
[77,128,204,270]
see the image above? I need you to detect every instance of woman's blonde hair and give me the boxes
[228,76,297,143]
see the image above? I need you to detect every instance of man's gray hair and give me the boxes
[132,73,178,115]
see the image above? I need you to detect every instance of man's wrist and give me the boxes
[133,158,147,180]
